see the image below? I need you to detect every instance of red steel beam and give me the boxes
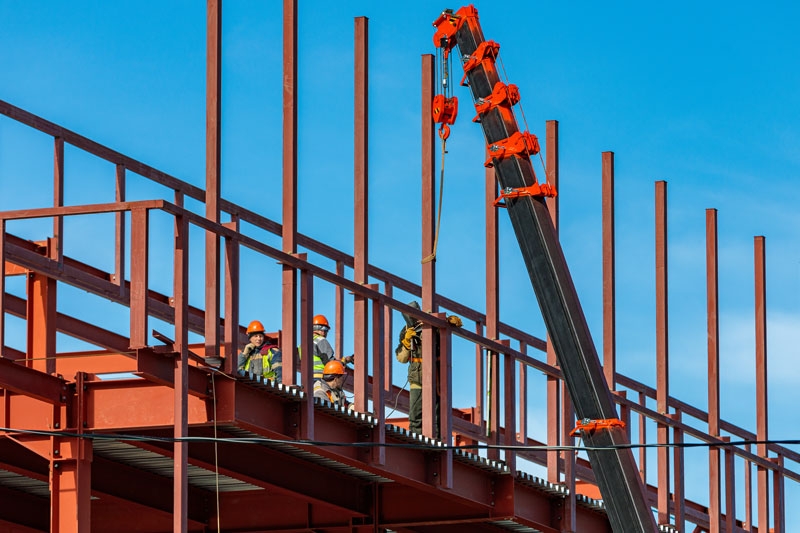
[353,15,370,417]
[172,214,190,530]
[602,151,615,389]
[0,357,69,404]
[706,208,721,533]
[204,0,222,362]
[114,164,126,297]
[545,120,561,485]
[754,235,769,532]
[421,55,436,312]
[655,180,671,524]
[53,137,64,264]
[281,0,298,388]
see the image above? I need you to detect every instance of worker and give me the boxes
[238,320,283,382]
[313,359,351,409]
[310,314,354,379]
[395,301,462,437]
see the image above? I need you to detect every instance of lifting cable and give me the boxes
[424,44,457,264]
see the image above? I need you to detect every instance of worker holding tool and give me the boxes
[310,314,354,379]
[313,359,351,409]
[395,301,462,437]
[238,320,283,382]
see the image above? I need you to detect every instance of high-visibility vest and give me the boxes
[299,334,335,378]
[239,345,282,381]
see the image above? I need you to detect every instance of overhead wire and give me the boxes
[2,426,798,455]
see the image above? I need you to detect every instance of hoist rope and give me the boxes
[422,132,447,264]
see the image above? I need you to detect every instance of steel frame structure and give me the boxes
[0,2,793,532]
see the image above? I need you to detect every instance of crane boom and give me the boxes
[433,6,658,532]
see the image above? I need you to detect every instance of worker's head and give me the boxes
[313,314,330,337]
[322,359,347,387]
[246,320,266,347]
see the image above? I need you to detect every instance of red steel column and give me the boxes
[723,437,736,532]
[205,0,222,358]
[353,16,369,413]
[421,54,438,440]
[173,215,189,533]
[371,289,386,466]
[754,236,769,532]
[223,218,240,372]
[655,180,671,525]
[26,271,56,375]
[281,0,299,384]
[518,340,527,445]
[129,208,149,349]
[383,282,393,392]
[545,120,561,485]
[299,261,314,440]
[671,411,685,530]
[0,219,5,351]
[53,137,64,264]
[421,55,436,311]
[772,456,785,531]
[706,208,721,533]
[335,260,344,358]
[485,148,499,458]
[114,164,126,298]
[437,313,453,488]
[602,151,615,389]
[50,436,91,532]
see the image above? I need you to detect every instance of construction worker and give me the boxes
[310,314,354,379]
[313,359,351,409]
[238,320,283,382]
[395,301,462,437]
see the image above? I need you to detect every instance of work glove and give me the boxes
[447,315,463,327]
[343,354,355,365]
[401,328,418,350]
[243,343,256,355]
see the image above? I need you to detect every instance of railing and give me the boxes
[2,98,796,531]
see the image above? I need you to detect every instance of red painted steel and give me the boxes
[602,151,616,390]
[755,235,769,532]
[281,0,299,385]
[0,6,796,531]
[655,180,671,524]
[205,0,222,360]
[707,208,722,533]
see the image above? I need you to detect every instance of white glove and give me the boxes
[244,343,256,355]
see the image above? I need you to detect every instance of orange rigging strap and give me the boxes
[460,40,500,86]
[569,418,626,438]
[473,81,519,121]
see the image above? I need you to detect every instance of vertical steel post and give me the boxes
[772,456,785,532]
[53,137,64,264]
[485,150,499,457]
[371,288,385,466]
[129,208,149,349]
[723,436,736,531]
[754,236,769,532]
[655,180,671,525]
[517,340,527,445]
[671,411,685,530]
[223,218,240,373]
[706,208,721,533]
[602,151,615,389]
[437,314,453,488]
[281,0,299,384]
[173,214,189,533]
[0,218,4,351]
[383,282,393,393]
[114,164,126,298]
[205,0,222,358]
[353,16,369,414]
[335,260,344,359]
[546,120,561,484]
[299,261,314,440]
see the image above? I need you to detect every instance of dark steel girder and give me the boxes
[452,10,656,532]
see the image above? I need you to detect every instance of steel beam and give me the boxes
[451,9,656,531]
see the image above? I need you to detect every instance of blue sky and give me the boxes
[2,0,800,527]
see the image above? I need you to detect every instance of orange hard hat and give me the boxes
[313,315,330,330]
[322,359,346,376]
[246,320,265,337]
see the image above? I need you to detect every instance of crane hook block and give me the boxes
[432,5,479,52]
[432,94,459,125]
[474,81,520,121]
[484,131,540,168]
